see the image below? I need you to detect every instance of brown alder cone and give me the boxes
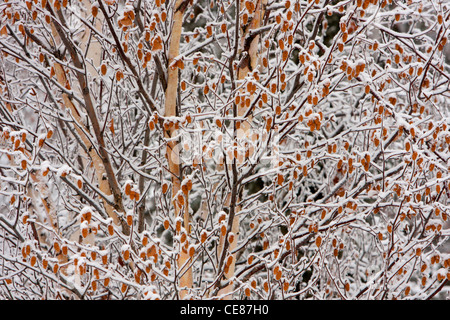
[316,236,322,247]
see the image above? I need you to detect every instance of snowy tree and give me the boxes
[0,0,449,300]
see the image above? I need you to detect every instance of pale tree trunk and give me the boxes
[48,0,129,236]
[0,27,70,288]
[217,0,266,299]
[164,0,192,299]
[47,0,137,290]
[47,0,126,291]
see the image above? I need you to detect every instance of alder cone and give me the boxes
[53,242,60,253]
[101,63,107,75]
[315,236,322,247]
[162,183,169,194]
[108,224,114,235]
[123,249,130,261]
[163,219,170,230]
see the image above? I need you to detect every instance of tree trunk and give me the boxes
[164,0,192,299]
[217,0,267,299]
